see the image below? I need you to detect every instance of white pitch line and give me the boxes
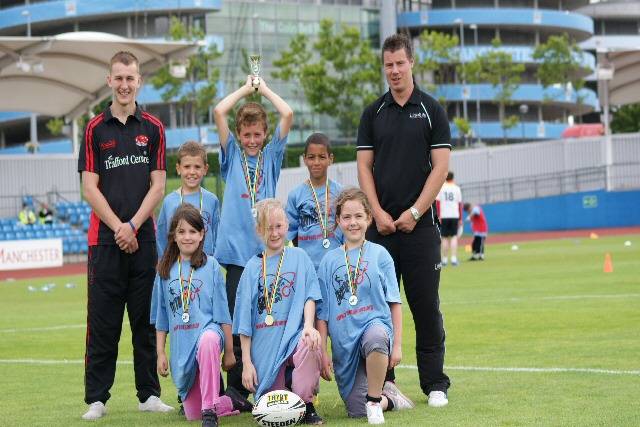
[397,364,640,376]
[0,321,130,334]
[0,359,132,365]
[0,324,86,333]
[1,359,637,376]
[442,293,640,306]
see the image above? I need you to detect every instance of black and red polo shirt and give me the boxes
[78,102,166,246]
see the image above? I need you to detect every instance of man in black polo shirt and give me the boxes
[357,34,451,407]
[78,51,172,420]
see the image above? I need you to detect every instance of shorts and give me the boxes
[440,218,459,237]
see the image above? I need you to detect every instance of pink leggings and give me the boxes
[265,339,321,403]
[183,330,237,420]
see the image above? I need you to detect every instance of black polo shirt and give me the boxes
[357,86,451,227]
[78,102,166,245]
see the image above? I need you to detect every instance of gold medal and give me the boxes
[261,249,286,328]
[265,314,274,326]
[242,150,262,220]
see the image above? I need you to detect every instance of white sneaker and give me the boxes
[427,390,448,408]
[138,395,174,412]
[366,401,385,424]
[382,381,415,410]
[82,401,106,420]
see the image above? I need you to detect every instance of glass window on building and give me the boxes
[457,0,497,7]
[277,4,299,20]
[601,20,639,35]
[298,5,319,21]
[319,7,341,21]
[253,3,277,19]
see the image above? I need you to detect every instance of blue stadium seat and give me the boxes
[54,229,64,237]
[0,232,5,241]
[63,240,71,253]
[15,231,26,240]
[25,231,35,239]
[5,232,16,241]
[2,225,11,232]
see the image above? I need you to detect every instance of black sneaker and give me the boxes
[177,395,185,416]
[303,402,324,425]
[201,409,218,427]
[224,386,253,413]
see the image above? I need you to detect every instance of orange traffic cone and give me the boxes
[603,253,613,273]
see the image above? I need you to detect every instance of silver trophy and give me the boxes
[249,54,261,91]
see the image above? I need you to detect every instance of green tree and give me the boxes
[272,19,382,138]
[611,103,640,133]
[46,117,64,136]
[468,37,524,143]
[453,117,472,146]
[533,33,586,122]
[150,17,221,128]
[415,30,459,105]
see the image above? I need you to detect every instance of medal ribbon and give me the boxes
[179,188,203,213]
[307,179,330,240]
[177,257,194,314]
[343,241,365,299]
[241,149,263,210]
[261,248,286,317]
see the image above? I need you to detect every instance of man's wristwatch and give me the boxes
[410,206,421,222]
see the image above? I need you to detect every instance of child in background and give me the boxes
[157,141,220,258]
[155,204,235,427]
[463,202,488,261]
[233,199,325,425]
[286,133,342,271]
[317,189,414,425]
[152,141,220,324]
[213,76,293,401]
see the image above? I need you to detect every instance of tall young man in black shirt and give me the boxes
[78,51,172,420]
[357,34,451,407]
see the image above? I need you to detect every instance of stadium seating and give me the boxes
[0,200,91,254]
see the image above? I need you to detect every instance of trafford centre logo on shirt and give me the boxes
[104,154,149,170]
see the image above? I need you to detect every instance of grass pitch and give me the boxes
[1,234,639,426]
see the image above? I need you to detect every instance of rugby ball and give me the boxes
[252,390,306,426]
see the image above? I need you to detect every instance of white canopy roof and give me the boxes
[0,32,200,120]
[582,36,640,106]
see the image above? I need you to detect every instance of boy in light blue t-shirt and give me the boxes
[286,133,343,271]
[151,141,220,325]
[213,75,293,401]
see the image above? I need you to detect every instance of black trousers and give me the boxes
[224,264,251,398]
[367,224,451,394]
[472,235,486,256]
[84,243,160,404]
